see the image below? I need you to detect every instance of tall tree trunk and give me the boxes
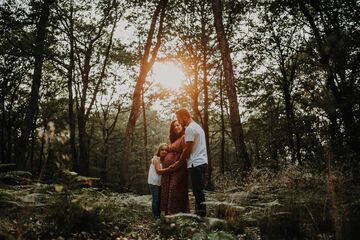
[37,124,46,178]
[121,0,168,189]
[282,82,296,162]
[192,63,203,125]
[268,96,279,168]
[15,0,54,170]
[211,0,251,175]
[142,89,149,172]
[102,137,109,181]
[0,93,5,163]
[6,122,12,163]
[200,2,213,189]
[254,136,260,165]
[295,131,302,165]
[77,40,92,176]
[29,107,39,174]
[68,0,78,172]
[219,69,225,174]
[77,112,89,175]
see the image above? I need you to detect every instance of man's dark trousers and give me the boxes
[189,163,207,217]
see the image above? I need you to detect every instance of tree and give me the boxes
[15,0,55,170]
[121,0,169,189]
[164,0,215,188]
[297,0,360,164]
[0,1,31,164]
[66,0,78,172]
[211,0,251,176]
[243,2,305,164]
[68,0,120,175]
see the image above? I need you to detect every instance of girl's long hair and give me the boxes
[169,120,185,143]
[156,143,168,157]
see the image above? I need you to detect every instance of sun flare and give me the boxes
[150,62,186,90]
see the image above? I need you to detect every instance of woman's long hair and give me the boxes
[169,120,185,143]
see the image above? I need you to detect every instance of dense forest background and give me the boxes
[0,0,359,239]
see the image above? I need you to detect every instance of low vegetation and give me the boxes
[1,165,359,239]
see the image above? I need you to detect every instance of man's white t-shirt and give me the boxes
[185,121,208,168]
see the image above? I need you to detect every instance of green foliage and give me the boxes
[47,194,104,235]
[159,213,237,239]
[192,230,236,240]
[0,171,32,185]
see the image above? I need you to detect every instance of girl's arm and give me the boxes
[153,158,170,175]
[168,157,187,171]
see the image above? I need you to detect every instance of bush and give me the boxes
[46,194,106,236]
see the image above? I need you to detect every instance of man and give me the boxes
[167,108,208,217]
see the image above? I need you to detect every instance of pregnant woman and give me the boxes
[160,120,189,215]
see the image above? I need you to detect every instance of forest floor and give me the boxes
[1,166,360,240]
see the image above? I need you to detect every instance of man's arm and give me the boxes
[168,141,193,172]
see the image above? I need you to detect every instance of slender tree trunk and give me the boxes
[102,137,109,181]
[15,0,54,170]
[38,124,46,178]
[68,0,78,172]
[6,123,12,163]
[77,112,89,175]
[77,39,92,175]
[0,93,5,163]
[202,63,212,189]
[142,89,149,172]
[192,63,203,125]
[219,70,225,174]
[282,83,296,162]
[121,0,168,189]
[87,120,95,165]
[200,3,213,189]
[211,0,251,175]
[295,132,302,164]
[254,136,260,165]
[29,107,39,174]
[328,111,339,168]
[268,96,279,168]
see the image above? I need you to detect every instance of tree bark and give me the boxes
[141,89,149,173]
[77,112,89,175]
[67,0,78,172]
[29,107,39,174]
[211,0,251,175]
[282,80,296,161]
[121,0,168,189]
[192,63,203,125]
[0,91,5,163]
[15,0,54,170]
[38,123,46,178]
[219,70,226,174]
[200,1,213,190]
[268,96,279,168]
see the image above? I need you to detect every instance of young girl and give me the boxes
[147,143,169,219]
